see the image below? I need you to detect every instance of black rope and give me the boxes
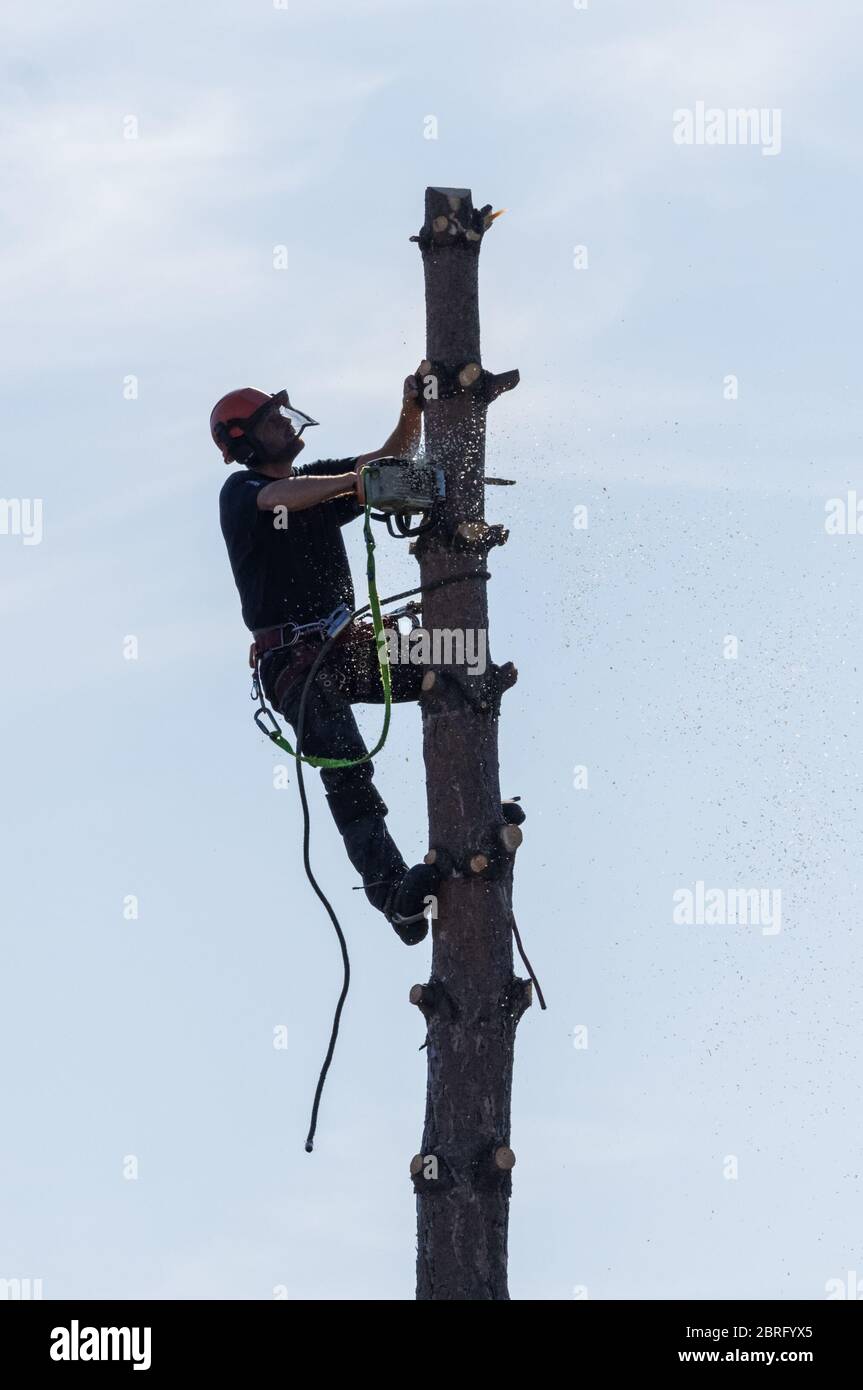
[365,567,492,618]
[511,919,547,1011]
[295,639,352,1152]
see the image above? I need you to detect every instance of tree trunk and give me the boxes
[410,187,529,1301]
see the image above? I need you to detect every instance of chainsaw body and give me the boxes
[361,458,446,516]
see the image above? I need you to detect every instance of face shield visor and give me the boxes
[243,389,319,440]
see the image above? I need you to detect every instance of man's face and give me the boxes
[246,402,306,468]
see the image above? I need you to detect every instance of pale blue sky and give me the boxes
[1,0,862,1300]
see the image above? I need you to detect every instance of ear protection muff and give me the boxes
[213,419,259,466]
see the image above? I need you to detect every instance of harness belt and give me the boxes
[252,603,354,660]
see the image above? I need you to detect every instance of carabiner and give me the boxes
[254,707,283,741]
[323,603,353,640]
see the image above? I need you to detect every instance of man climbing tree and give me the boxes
[212,184,532,1293]
[213,374,441,942]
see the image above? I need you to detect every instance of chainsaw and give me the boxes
[360,457,446,537]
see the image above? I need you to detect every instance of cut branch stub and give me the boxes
[496,661,518,692]
[410,982,437,1021]
[410,980,451,1017]
[424,846,456,876]
[505,977,533,1024]
[458,361,482,388]
[419,667,493,720]
[455,521,490,547]
[410,1151,451,1191]
[499,824,523,854]
[410,975,457,1021]
[517,981,533,1022]
[455,520,509,551]
[484,369,520,403]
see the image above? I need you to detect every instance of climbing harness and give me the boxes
[250,508,393,770]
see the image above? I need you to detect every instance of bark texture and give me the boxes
[412,187,527,1301]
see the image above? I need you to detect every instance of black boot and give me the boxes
[386,862,442,946]
[502,797,526,826]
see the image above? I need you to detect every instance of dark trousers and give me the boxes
[260,627,423,913]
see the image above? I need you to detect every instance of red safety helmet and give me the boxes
[210,387,319,464]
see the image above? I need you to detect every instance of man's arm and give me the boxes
[356,367,423,469]
[256,471,358,512]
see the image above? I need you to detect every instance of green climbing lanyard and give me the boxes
[253,505,392,769]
